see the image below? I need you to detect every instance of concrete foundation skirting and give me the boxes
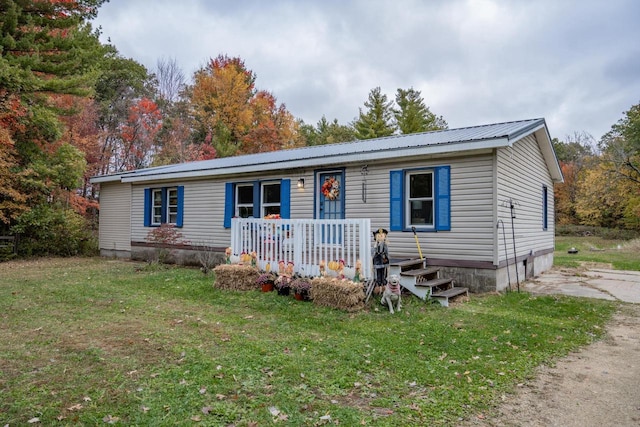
[100,249,132,259]
[109,244,555,293]
[130,246,226,268]
[435,252,554,293]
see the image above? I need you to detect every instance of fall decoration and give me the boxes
[213,265,259,291]
[291,277,312,300]
[311,278,365,312]
[321,177,340,200]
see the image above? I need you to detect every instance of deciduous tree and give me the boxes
[600,102,640,186]
[0,0,110,253]
[120,97,162,170]
[574,162,628,228]
[94,55,155,173]
[189,54,300,157]
[552,132,596,225]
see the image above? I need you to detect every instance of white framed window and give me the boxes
[406,170,434,228]
[152,188,163,225]
[235,184,254,218]
[167,187,178,224]
[261,182,281,217]
[144,186,184,228]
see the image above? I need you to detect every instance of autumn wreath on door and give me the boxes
[321,177,340,200]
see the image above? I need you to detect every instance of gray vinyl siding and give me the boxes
[127,140,550,265]
[98,182,131,252]
[496,134,555,264]
[131,172,308,247]
[341,153,495,262]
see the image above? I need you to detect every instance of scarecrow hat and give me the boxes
[373,228,388,237]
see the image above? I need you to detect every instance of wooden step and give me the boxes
[390,258,424,268]
[431,287,469,307]
[432,287,468,299]
[414,277,452,289]
[400,267,440,277]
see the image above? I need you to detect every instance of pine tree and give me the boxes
[302,116,356,145]
[1,0,108,161]
[0,0,109,248]
[394,88,448,134]
[353,87,396,139]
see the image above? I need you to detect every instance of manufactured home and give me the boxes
[91,118,563,292]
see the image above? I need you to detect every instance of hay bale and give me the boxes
[311,277,365,312]
[213,264,259,291]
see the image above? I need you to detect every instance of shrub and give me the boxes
[556,225,640,240]
[192,242,220,275]
[11,204,97,257]
[145,224,188,264]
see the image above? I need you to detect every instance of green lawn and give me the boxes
[1,258,616,426]
[554,236,640,270]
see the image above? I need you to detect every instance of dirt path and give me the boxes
[463,303,640,426]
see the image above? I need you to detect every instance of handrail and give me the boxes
[230,218,371,280]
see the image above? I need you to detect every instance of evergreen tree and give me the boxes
[394,87,448,134]
[302,116,356,146]
[0,0,109,254]
[353,87,396,139]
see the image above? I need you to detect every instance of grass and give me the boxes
[1,258,617,426]
[554,236,640,270]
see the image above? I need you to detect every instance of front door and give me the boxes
[317,170,344,244]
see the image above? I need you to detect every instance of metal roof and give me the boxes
[92,118,562,183]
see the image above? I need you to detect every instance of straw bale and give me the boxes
[311,277,365,312]
[213,264,259,291]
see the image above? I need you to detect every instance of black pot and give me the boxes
[277,286,290,296]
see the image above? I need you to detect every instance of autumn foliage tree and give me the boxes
[189,55,299,157]
[94,55,156,173]
[119,97,162,170]
[0,93,28,225]
[0,0,108,254]
[597,102,640,229]
[552,133,596,225]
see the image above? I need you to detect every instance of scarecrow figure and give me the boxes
[372,228,389,286]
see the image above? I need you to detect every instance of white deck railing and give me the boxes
[230,218,372,280]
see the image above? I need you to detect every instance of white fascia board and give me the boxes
[120,137,510,184]
[533,127,564,183]
[90,174,127,184]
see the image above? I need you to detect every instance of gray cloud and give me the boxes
[92,0,640,140]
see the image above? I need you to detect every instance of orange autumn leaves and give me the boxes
[190,55,302,157]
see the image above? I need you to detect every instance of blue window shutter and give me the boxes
[253,181,261,218]
[389,170,404,231]
[176,186,184,228]
[435,166,451,231]
[280,179,291,219]
[224,182,234,228]
[143,188,152,227]
[542,185,548,230]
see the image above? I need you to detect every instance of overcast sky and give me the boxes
[92,0,640,142]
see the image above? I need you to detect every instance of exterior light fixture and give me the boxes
[297,178,305,189]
